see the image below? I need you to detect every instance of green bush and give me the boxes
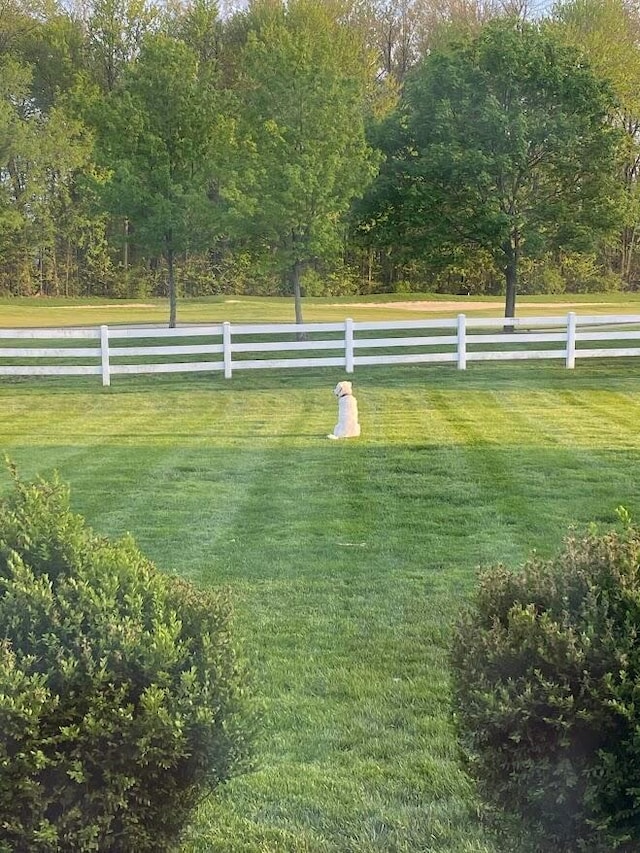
[561,252,623,294]
[0,467,252,853]
[451,518,640,851]
[518,256,566,295]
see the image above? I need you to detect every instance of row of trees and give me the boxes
[1,0,639,322]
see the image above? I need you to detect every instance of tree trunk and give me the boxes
[124,218,129,272]
[167,241,177,328]
[65,240,71,297]
[51,246,58,296]
[503,232,519,333]
[291,259,305,339]
[624,224,637,282]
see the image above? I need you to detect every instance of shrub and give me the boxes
[518,256,566,295]
[451,518,640,851]
[0,467,252,853]
[561,252,623,294]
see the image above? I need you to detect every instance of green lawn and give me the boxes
[2,296,640,852]
[3,290,640,328]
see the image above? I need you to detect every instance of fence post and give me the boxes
[566,311,576,369]
[345,318,354,374]
[457,313,467,370]
[223,321,232,378]
[100,325,110,387]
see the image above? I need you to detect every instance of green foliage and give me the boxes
[0,467,251,853]
[222,0,379,320]
[554,0,640,286]
[560,252,623,293]
[358,17,624,315]
[86,0,158,93]
[0,55,102,298]
[300,265,360,297]
[451,520,640,851]
[517,253,624,295]
[519,260,566,295]
[2,0,640,302]
[91,30,230,323]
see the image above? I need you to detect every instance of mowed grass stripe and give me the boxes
[3,362,640,852]
[426,379,639,560]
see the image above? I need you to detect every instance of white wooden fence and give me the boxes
[2,312,640,386]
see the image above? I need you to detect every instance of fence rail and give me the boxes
[2,312,640,386]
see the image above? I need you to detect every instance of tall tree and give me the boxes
[0,57,33,291]
[94,32,226,325]
[350,0,496,85]
[0,53,99,295]
[32,105,97,296]
[358,17,623,319]
[170,0,221,65]
[17,8,85,112]
[86,0,158,91]
[223,0,379,324]
[553,0,640,285]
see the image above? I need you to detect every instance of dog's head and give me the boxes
[334,381,353,398]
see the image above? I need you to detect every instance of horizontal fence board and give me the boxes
[0,364,102,375]
[468,349,566,362]
[354,352,457,366]
[108,325,224,339]
[576,330,640,342]
[466,315,565,328]
[354,318,457,331]
[576,314,640,326]
[577,347,640,358]
[232,322,344,335]
[231,340,341,353]
[110,361,224,375]
[466,332,567,345]
[354,335,458,349]
[110,344,224,357]
[0,347,101,358]
[232,356,345,370]
[0,327,100,339]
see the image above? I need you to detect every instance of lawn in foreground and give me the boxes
[2,359,640,852]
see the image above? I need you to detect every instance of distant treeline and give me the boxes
[1,0,639,321]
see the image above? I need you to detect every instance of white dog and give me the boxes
[328,381,360,439]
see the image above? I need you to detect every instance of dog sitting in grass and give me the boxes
[328,381,360,439]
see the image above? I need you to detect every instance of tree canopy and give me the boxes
[92,32,226,325]
[358,17,624,318]
[0,0,639,313]
[221,0,379,323]
[553,0,640,285]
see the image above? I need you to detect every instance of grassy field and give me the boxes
[3,290,640,328]
[2,295,640,851]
